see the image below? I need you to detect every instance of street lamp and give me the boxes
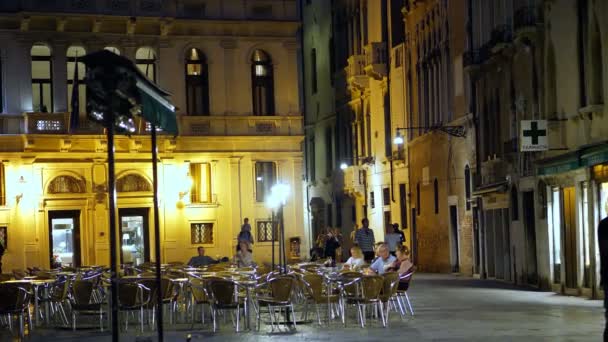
[339,162,348,170]
[393,133,404,145]
[266,182,290,273]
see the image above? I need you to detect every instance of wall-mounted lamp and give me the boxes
[178,173,193,201]
[15,176,26,203]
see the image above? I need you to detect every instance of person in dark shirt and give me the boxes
[393,223,406,244]
[598,200,608,341]
[188,246,218,267]
[324,229,341,265]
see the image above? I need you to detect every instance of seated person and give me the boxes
[388,245,415,290]
[188,246,218,267]
[367,243,396,275]
[343,246,366,270]
[234,241,256,268]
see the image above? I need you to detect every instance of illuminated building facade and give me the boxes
[0,0,304,271]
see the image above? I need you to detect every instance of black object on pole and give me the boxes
[105,118,119,342]
[151,126,163,341]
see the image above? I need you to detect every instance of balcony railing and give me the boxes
[6,113,303,137]
[364,42,387,79]
[179,115,303,136]
[346,55,368,89]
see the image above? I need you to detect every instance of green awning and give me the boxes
[137,80,178,135]
[537,151,581,176]
[581,143,608,167]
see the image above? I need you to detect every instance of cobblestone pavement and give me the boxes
[4,273,603,341]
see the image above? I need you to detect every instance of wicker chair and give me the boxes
[137,277,176,327]
[301,273,340,325]
[255,275,297,331]
[0,284,32,338]
[397,267,415,316]
[45,277,72,325]
[71,280,105,331]
[379,272,401,325]
[118,282,151,333]
[206,278,245,332]
[189,277,211,326]
[340,275,385,328]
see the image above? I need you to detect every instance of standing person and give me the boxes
[0,240,4,274]
[598,200,608,341]
[237,217,254,252]
[333,227,344,262]
[324,229,340,266]
[393,223,406,245]
[355,218,376,262]
[385,225,402,256]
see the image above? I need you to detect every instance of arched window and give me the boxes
[251,49,274,116]
[464,166,472,210]
[434,178,439,214]
[67,46,86,116]
[104,46,120,55]
[136,47,156,82]
[511,186,519,221]
[31,43,52,112]
[416,182,421,216]
[185,48,209,115]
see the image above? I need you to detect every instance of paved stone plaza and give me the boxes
[11,274,604,342]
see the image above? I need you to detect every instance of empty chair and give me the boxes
[379,272,401,325]
[206,278,245,332]
[301,273,340,325]
[118,282,151,333]
[71,280,105,331]
[255,275,297,331]
[0,284,31,338]
[340,275,385,328]
[189,277,211,326]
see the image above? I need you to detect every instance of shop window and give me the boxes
[31,43,53,112]
[136,47,156,82]
[185,48,210,115]
[190,163,212,203]
[256,219,276,242]
[190,222,214,244]
[255,162,276,202]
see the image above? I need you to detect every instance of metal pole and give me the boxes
[271,211,275,271]
[151,126,164,341]
[106,122,119,342]
[280,204,287,274]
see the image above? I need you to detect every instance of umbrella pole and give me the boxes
[151,126,164,341]
[106,123,119,342]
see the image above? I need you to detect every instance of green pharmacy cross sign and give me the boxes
[520,120,548,152]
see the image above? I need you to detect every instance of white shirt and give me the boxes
[344,257,366,270]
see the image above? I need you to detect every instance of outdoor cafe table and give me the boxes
[1,278,56,329]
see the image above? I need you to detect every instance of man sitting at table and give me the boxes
[188,246,218,267]
[367,243,396,275]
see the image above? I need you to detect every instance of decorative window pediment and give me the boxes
[48,175,85,194]
[116,174,152,192]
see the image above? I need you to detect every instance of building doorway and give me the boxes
[119,208,150,265]
[522,191,538,285]
[473,206,482,275]
[449,205,460,272]
[562,187,577,289]
[48,210,81,268]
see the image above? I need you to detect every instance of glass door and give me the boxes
[48,210,81,268]
[118,208,150,266]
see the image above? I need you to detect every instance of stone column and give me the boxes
[52,41,68,113]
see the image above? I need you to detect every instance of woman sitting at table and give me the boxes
[234,241,256,268]
[342,246,366,271]
[388,245,414,288]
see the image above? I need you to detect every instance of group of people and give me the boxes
[188,218,256,268]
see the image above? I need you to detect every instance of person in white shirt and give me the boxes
[368,243,396,275]
[343,246,366,270]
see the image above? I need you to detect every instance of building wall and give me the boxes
[0,0,304,272]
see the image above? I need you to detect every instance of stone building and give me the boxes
[0,0,304,272]
[401,0,474,273]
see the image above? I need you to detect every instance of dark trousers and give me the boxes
[363,251,375,262]
[604,283,608,341]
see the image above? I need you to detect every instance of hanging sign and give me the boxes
[520,120,548,152]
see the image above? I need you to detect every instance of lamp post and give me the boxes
[266,183,290,273]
